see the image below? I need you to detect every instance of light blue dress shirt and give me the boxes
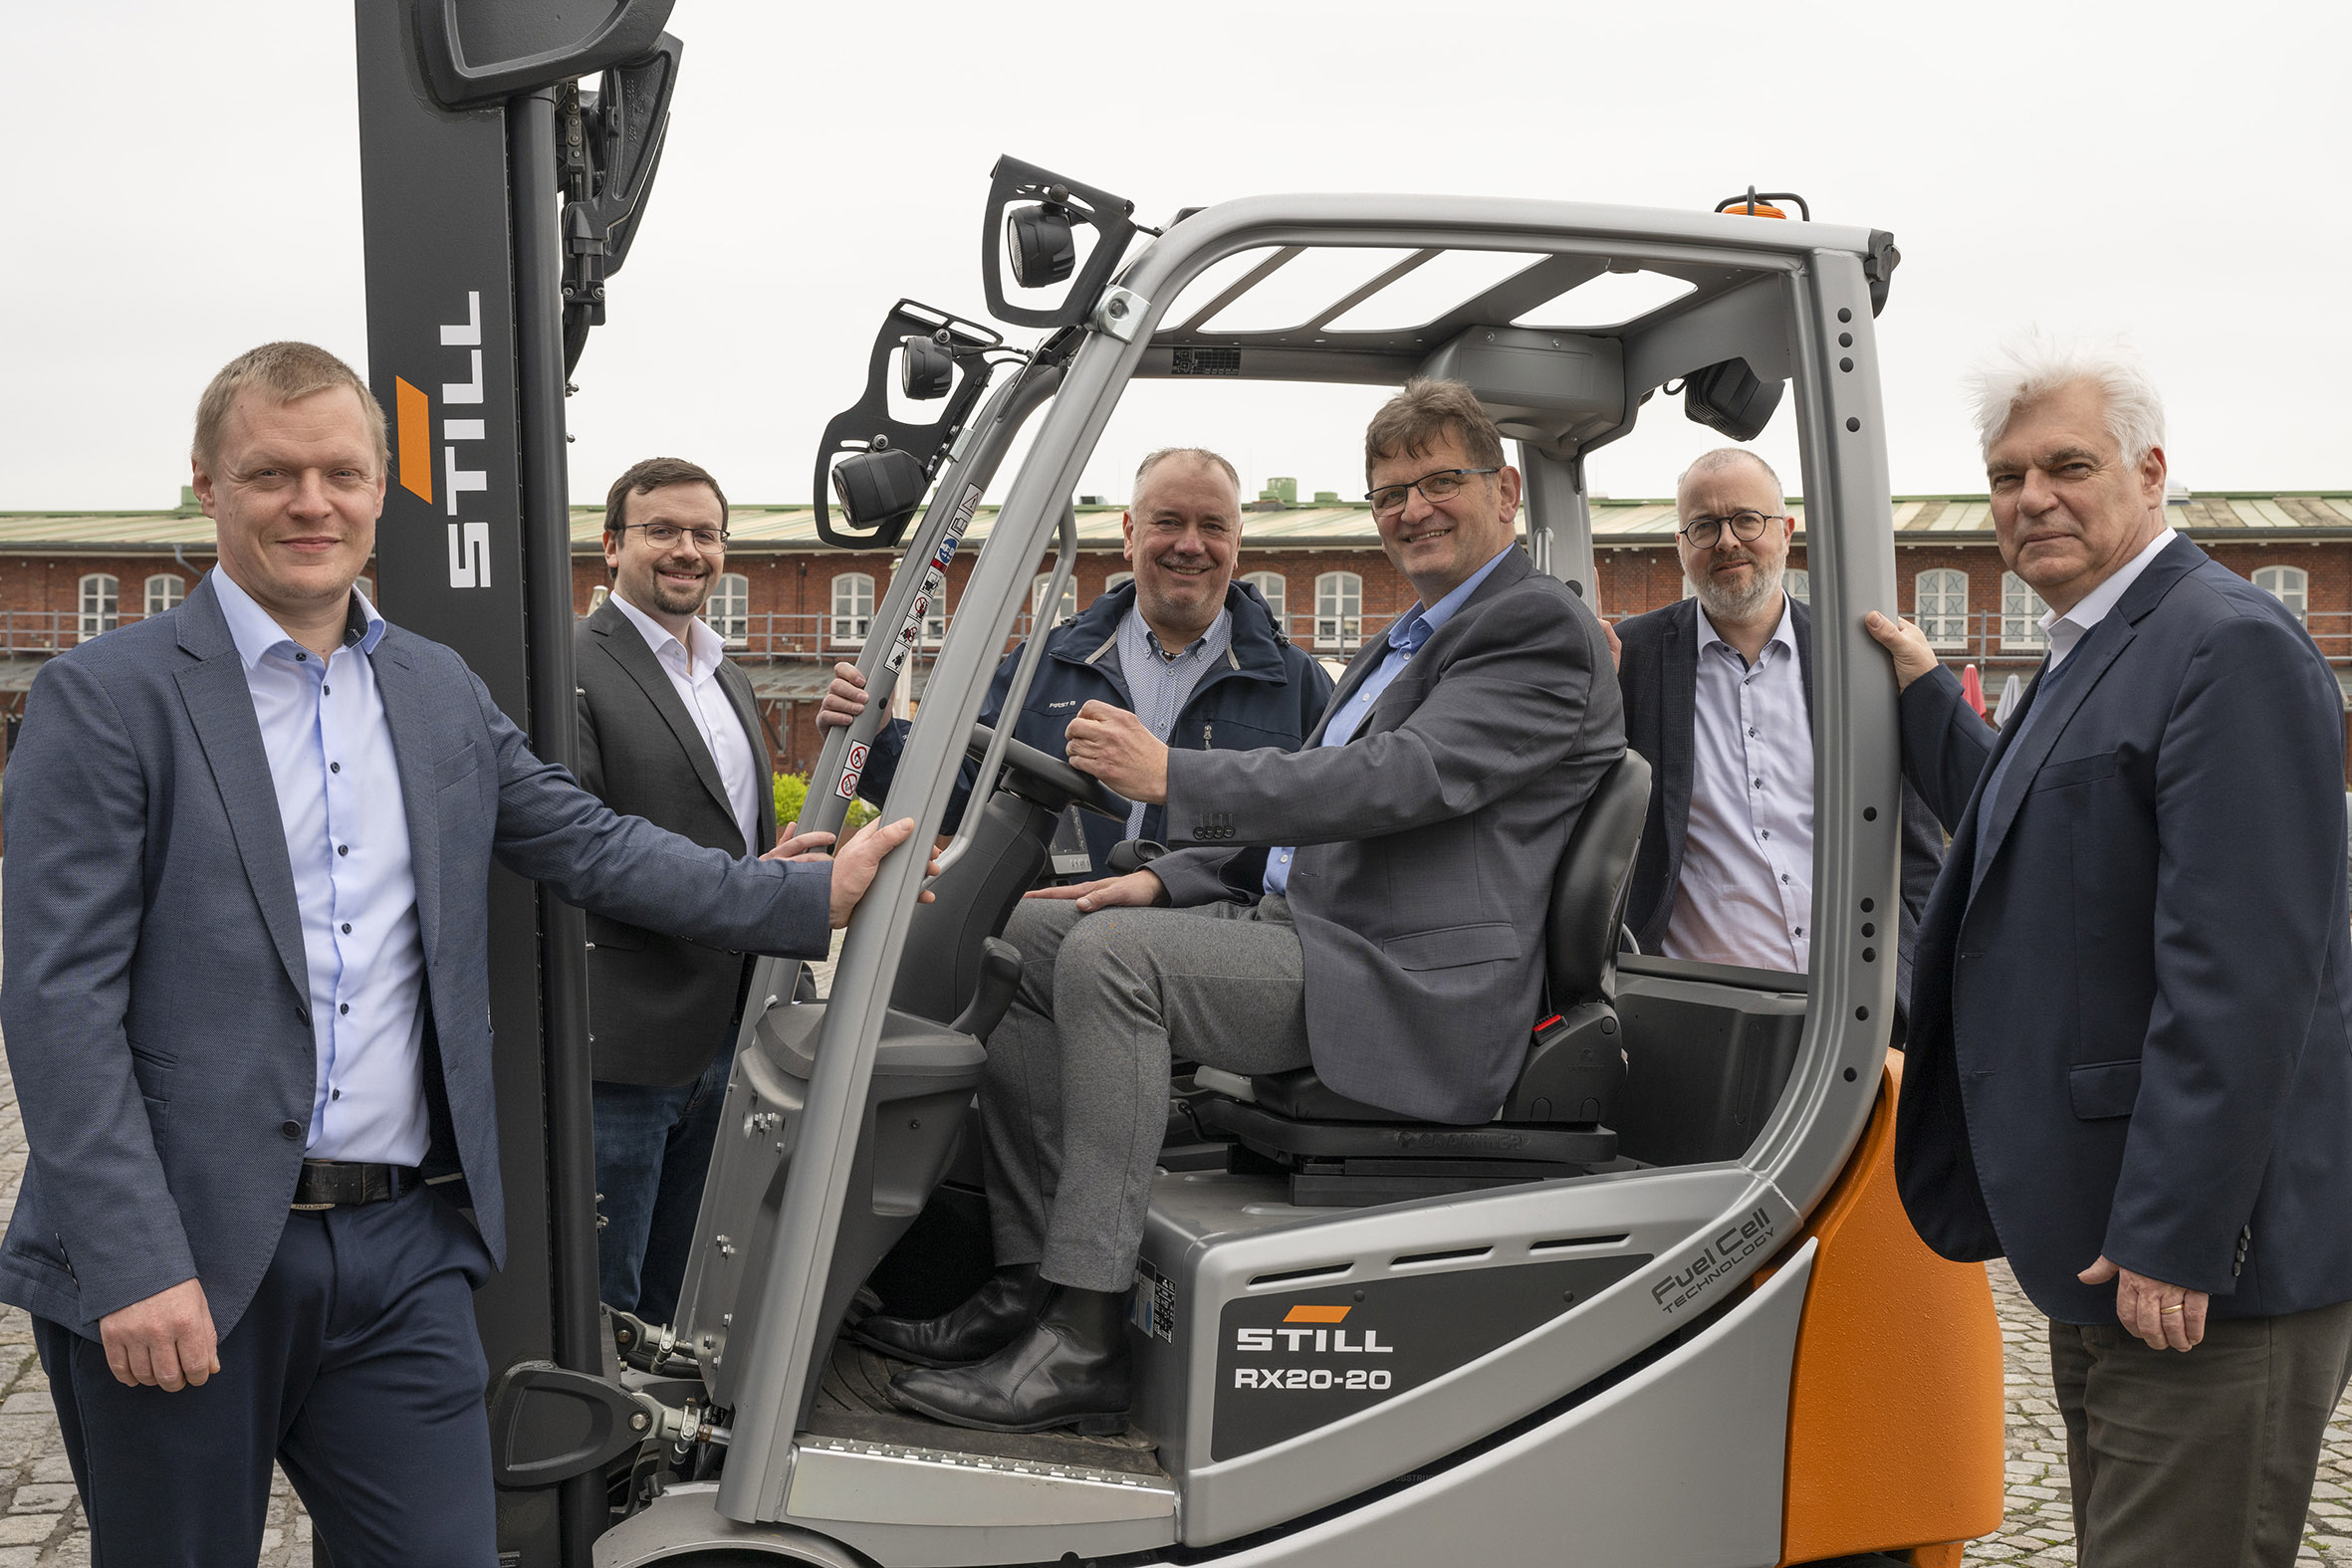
[1264,545,1520,897]
[1114,603,1232,839]
[211,568,429,1166]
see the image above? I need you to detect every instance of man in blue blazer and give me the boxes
[1867,341,2352,1567]
[0,342,921,1566]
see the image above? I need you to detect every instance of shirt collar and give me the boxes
[1694,592,1798,663]
[1134,604,1232,663]
[610,587,725,673]
[210,566,384,671]
[2041,527,2178,661]
[1390,543,1519,653]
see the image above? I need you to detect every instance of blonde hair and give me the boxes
[193,341,387,471]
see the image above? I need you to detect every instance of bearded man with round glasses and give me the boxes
[1609,448,1943,1020]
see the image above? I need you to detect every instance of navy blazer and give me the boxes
[1613,595,1945,1014]
[1896,536,2352,1322]
[0,577,833,1339]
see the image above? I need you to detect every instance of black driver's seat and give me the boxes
[1196,751,1654,1207]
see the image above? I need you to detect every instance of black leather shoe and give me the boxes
[888,1284,1131,1436]
[851,1263,1050,1369]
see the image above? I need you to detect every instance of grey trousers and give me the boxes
[980,894,1312,1292]
[2049,1296,2352,1568]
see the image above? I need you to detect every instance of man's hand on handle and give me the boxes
[2079,1255,2209,1351]
[761,819,835,862]
[816,663,870,731]
[100,1277,218,1392]
[827,816,941,928]
[1026,868,1169,914]
[1064,701,1169,804]
[1863,611,1940,692]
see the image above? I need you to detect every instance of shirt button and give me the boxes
[342,923,352,934]
[1753,778,1763,788]
[323,685,331,695]
[295,653,308,663]
[332,1089,341,1101]
[1780,873,1790,884]
[339,1004,350,1015]
[338,845,350,856]
[331,763,341,774]
[1761,830,1771,839]
[281,1121,303,1139]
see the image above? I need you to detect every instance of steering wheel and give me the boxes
[966,722,1131,821]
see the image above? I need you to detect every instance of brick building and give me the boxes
[4,486,2349,781]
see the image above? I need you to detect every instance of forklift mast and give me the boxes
[353,2,680,1562]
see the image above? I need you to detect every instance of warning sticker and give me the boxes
[835,740,869,799]
[1133,1256,1177,1343]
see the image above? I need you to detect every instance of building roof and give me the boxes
[3,492,2349,555]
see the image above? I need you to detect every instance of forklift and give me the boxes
[353,6,2005,1565]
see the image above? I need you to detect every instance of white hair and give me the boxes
[1965,333,2166,466]
[1675,447,1784,511]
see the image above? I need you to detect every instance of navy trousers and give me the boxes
[593,1034,730,1325]
[35,1187,497,1568]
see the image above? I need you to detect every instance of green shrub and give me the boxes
[773,771,874,841]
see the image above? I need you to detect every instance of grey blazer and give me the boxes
[0,577,831,1339]
[576,596,778,1086]
[1151,549,1625,1124]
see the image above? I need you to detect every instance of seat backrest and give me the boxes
[1543,751,1652,1007]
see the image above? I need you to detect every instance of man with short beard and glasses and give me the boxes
[1608,448,1943,1016]
[575,457,831,1330]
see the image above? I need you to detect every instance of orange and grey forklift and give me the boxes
[353,6,2005,1565]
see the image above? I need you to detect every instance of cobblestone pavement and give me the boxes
[0,925,2341,1563]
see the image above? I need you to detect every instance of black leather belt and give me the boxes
[292,1160,422,1211]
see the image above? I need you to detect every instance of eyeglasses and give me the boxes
[1679,510,1782,549]
[616,522,729,551]
[1365,467,1500,517]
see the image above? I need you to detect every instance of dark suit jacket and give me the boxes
[1151,549,1625,1124]
[576,596,779,1086]
[1896,536,2352,1322]
[1613,595,1945,1011]
[0,577,831,1339]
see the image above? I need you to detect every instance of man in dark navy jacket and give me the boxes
[819,447,1333,870]
[1611,447,1942,1014]
[1867,340,2352,1568]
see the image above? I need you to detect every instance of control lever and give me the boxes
[947,937,1024,1043]
[1105,839,1166,874]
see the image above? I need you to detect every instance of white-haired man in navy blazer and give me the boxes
[1868,337,2352,1568]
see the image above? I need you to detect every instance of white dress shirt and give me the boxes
[1663,596,1814,973]
[2042,528,2179,671]
[609,590,764,853]
[210,568,430,1165]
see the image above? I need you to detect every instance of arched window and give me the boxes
[1031,573,1077,631]
[2001,571,2049,650]
[1243,570,1287,635]
[143,573,186,617]
[79,573,118,640]
[706,571,750,644]
[1915,568,1967,648]
[1782,567,1810,604]
[2255,564,2308,625]
[1104,570,1135,594]
[829,572,874,646]
[1314,570,1362,649]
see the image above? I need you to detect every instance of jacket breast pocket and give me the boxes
[2068,1057,2142,1120]
[1381,922,1519,972]
[2032,751,2117,792]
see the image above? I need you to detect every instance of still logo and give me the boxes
[393,290,493,589]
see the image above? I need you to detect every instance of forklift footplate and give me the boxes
[804,1337,1167,1479]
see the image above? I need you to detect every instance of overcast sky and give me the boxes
[7,0,2347,514]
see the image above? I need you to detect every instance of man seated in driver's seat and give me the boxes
[816,446,1332,874]
[859,379,1626,1436]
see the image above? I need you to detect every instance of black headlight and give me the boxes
[1006,203,1076,289]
